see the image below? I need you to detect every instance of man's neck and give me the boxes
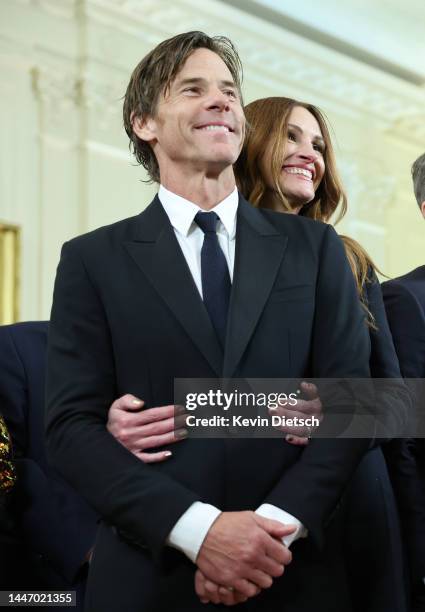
[159,167,236,210]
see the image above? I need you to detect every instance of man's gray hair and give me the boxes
[412,152,425,207]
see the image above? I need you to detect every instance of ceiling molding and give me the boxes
[223,0,424,86]
[3,0,425,143]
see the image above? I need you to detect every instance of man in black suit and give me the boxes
[46,31,371,611]
[382,152,425,612]
[0,322,97,606]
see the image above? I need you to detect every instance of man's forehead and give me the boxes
[172,48,234,85]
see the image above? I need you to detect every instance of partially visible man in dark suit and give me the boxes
[0,322,97,607]
[46,31,372,611]
[382,152,425,612]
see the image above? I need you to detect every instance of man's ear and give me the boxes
[131,112,157,143]
[421,201,425,219]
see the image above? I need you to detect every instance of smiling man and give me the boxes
[46,32,371,611]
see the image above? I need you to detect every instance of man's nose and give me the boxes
[205,89,230,111]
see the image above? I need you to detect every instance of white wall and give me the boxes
[0,0,424,320]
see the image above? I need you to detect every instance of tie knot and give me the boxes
[194,211,219,234]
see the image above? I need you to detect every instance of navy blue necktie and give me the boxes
[195,211,231,348]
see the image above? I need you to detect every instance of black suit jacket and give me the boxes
[0,322,97,587]
[341,274,408,612]
[382,266,425,380]
[46,195,371,610]
[382,267,425,600]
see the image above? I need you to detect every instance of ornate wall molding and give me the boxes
[339,157,398,217]
[5,0,425,143]
[82,0,425,145]
[15,0,78,20]
[31,66,80,108]
[1,0,423,319]
[79,67,125,119]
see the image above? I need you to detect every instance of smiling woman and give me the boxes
[259,106,325,210]
[235,96,346,223]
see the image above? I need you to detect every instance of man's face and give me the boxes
[134,48,245,179]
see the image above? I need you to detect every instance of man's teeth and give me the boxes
[200,125,230,132]
[285,167,313,179]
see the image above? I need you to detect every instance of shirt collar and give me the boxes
[158,185,238,239]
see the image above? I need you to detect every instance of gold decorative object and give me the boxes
[0,223,21,325]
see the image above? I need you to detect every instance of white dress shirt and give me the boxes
[158,185,307,563]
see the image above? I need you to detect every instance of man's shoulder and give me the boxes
[382,266,425,318]
[0,321,48,350]
[0,322,48,384]
[66,213,141,251]
[64,196,161,254]
[383,266,425,299]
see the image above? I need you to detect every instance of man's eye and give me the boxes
[183,87,199,94]
[224,90,237,98]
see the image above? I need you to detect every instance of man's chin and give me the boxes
[201,155,238,173]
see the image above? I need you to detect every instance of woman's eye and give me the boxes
[313,143,325,153]
[288,131,297,142]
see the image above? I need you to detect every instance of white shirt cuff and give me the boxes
[166,502,221,563]
[256,503,307,547]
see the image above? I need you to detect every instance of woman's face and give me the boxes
[260,106,326,210]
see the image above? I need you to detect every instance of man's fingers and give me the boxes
[244,568,274,589]
[249,555,286,579]
[226,577,258,599]
[233,578,261,598]
[196,556,257,600]
[255,515,297,540]
[136,450,173,463]
[217,585,249,605]
[202,579,221,604]
[194,570,210,604]
[263,537,292,568]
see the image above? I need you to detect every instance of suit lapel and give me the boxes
[223,197,288,378]
[124,197,223,376]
